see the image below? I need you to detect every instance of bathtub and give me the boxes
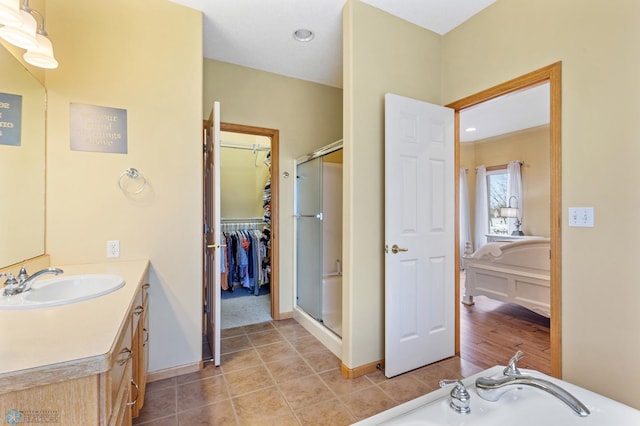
[354,366,640,425]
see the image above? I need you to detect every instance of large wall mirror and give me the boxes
[0,43,46,268]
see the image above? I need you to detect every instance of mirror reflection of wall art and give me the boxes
[70,102,128,153]
[0,92,22,146]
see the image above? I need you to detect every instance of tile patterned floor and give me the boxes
[134,318,483,425]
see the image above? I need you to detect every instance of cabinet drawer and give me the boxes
[132,287,144,331]
[110,316,133,411]
[108,362,132,426]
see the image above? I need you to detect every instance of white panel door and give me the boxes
[204,102,222,366]
[384,93,455,378]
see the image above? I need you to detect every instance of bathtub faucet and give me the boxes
[475,351,590,417]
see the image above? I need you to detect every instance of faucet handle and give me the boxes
[1,273,16,285]
[504,350,525,376]
[17,266,28,282]
[439,379,471,414]
[2,273,19,296]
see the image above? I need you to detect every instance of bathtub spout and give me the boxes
[475,374,590,417]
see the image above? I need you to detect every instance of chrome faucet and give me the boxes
[440,379,471,414]
[475,351,590,417]
[3,266,64,296]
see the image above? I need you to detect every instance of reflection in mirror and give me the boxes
[0,42,46,268]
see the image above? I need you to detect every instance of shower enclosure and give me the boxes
[295,143,342,336]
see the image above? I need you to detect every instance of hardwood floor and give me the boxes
[460,279,551,375]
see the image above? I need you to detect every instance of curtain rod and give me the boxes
[476,160,524,171]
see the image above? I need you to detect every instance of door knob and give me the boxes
[206,243,227,249]
[391,244,408,254]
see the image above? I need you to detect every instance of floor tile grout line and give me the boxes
[133,412,177,425]
[220,370,242,425]
[316,371,374,422]
[272,382,305,425]
[250,325,344,418]
[142,305,549,424]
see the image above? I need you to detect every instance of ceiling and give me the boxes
[460,83,550,143]
[169,0,496,88]
[169,0,549,140]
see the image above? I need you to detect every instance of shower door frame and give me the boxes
[293,141,343,335]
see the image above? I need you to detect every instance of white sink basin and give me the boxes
[0,274,125,309]
[355,367,640,426]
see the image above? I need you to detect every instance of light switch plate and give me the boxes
[568,207,594,227]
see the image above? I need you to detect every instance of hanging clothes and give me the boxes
[261,158,272,285]
[221,226,267,294]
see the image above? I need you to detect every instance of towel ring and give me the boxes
[118,168,147,194]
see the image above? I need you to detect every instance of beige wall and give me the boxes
[443,0,640,408]
[44,0,203,372]
[220,146,269,218]
[343,0,442,369]
[203,59,343,315]
[462,126,551,240]
[32,0,640,408]
[220,141,270,219]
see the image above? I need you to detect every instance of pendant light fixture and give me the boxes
[0,0,22,27]
[23,9,57,68]
[0,7,37,49]
[0,0,57,69]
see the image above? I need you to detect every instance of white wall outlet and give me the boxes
[107,240,120,258]
[568,207,594,227]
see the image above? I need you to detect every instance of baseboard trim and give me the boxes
[277,311,294,320]
[147,362,201,382]
[341,359,384,379]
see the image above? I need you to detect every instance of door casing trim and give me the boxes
[220,122,281,320]
[447,61,562,377]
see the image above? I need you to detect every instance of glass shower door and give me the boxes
[296,158,323,320]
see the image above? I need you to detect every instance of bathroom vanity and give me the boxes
[0,260,150,425]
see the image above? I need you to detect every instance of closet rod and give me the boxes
[221,217,265,223]
[220,141,270,152]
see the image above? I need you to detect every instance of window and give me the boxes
[487,168,508,234]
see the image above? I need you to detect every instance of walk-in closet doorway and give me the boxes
[202,121,280,362]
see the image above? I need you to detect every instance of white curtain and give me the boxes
[459,168,472,266]
[507,161,523,234]
[474,166,489,250]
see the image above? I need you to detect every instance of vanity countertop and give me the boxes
[0,259,150,394]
